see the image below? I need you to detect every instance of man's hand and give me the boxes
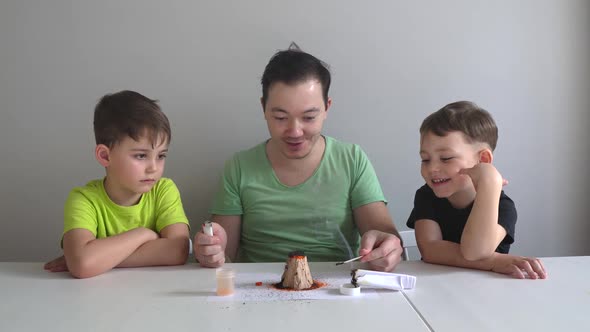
[44,255,68,272]
[194,222,227,268]
[491,253,547,279]
[359,230,402,272]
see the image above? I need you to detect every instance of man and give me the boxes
[195,45,402,272]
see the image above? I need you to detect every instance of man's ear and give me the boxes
[260,97,266,114]
[479,148,493,164]
[95,144,111,167]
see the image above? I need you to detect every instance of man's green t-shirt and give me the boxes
[63,177,189,240]
[210,136,387,262]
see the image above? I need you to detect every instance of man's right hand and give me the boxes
[194,222,227,268]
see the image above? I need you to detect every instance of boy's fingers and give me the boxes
[458,166,474,175]
[510,265,525,279]
[50,265,68,273]
[529,258,547,279]
[44,258,68,272]
[44,256,65,270]
[535,258,547,273]
[518,260,538,280]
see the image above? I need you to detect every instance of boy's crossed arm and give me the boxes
[116,224,189,268]
[415,219,547,279]
[459,163,507,260]
[45,224,189,278]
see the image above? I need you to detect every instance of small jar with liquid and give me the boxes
[216,267,235,296]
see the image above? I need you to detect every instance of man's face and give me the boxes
[419,131,480,200]
[262,80,330,160]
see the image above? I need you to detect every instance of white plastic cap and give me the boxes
[340,283,361,296]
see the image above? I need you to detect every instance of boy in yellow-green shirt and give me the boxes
[44,90,190,278]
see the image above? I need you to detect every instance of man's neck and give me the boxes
[266,136,326,186]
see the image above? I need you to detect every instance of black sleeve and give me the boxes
[498,191,517,244]
[406,185,436,229]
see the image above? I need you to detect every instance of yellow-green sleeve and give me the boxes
[63,189,98,238]
[155,178,190,232]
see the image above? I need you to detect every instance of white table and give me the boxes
[0,262,429,332]
[395,256,590,331]
[2,257,587,331]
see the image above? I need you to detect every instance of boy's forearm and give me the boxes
[65,228,156,278]
[118,237,189,267]
[461,183,502,260]
[420,240,496,271]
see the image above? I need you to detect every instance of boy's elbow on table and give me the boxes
[460,243,495,261]
[67,257,102,279]
[417,243,438,264]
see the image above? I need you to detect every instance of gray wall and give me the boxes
[1,1,588,261]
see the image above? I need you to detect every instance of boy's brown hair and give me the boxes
[93,90,171,148]
[420,101,498,151]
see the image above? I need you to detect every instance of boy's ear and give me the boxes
[95,144,111,167]
[260,97,265,114]
[478,148,493,164]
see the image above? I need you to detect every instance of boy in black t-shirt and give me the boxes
[407,101,546,279]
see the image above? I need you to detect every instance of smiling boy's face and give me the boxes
[419,131,481,200]
[100,132,168,206]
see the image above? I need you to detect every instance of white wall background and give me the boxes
[1,1,588,261]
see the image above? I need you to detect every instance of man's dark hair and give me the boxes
[261,43,331,108]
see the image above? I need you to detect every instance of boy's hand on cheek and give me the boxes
[459,163,504,191]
